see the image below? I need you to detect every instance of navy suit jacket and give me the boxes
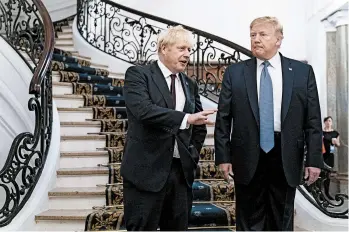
[214,53,323,187]
[121,61,207,192]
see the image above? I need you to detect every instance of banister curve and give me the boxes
[0,0,54,227]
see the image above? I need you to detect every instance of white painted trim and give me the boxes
[0,116,17,138]
[323,9,349,29]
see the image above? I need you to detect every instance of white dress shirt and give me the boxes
[256,52,282,132]
[157,60,189,158]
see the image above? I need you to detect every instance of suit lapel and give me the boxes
[280,55,294,127]
[179,73,191,112]
[150,62,174,109]
[244,58,259,126]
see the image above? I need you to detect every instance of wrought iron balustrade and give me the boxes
[0,0,54,227]
[76,0,252,102]
[76,0,348,219]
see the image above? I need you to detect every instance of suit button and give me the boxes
[170,148,173,152]
[256,144,260,148]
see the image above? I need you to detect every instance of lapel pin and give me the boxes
[186,82,188,85]
[289,67,292,71]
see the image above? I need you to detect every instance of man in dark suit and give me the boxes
[214,16,323,231]
[120,25,215,231]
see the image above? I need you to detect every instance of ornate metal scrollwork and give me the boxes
[76,0,252,101]
[0,0,53,227]
[300,169,348,218]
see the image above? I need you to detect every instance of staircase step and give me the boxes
[60,133,211,153]
[60,151,109,169]
[53,82,72,95]
[61,26,73,33]
[60,121,101,136]
[57,31,73,39]
[72,54,91,60]
[55,40,74,46]
[48,187,106,210]
[36,209,236,231]
[58,107,93,122]
[35,209,90,231]
[54,94,84,108]
[56,167,109,188]
[52,71,123,83]
[55,44,75,51]
[90,63,109,70]
[60,135,107,152]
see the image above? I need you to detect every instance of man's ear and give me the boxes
[276,34,283,47]
[160,44,167,55]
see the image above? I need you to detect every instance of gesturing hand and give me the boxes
[187,109,217,125]
[304,167,321,185]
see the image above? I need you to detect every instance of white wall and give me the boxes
[42,0,76,22]
[0,38,36,170]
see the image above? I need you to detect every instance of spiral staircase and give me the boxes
[0,0,347,231]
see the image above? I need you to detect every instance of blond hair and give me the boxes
[157,25,194,53]
[250,16,284,38]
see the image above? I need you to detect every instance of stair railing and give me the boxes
[76,0,252,102]
[76,0,348,218]
[0,0,54,227]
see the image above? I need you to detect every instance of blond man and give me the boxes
[214,16,323,230]
[121,25,215,230]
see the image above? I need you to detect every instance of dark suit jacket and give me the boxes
[120,61,207,192]
[214,53,323,187]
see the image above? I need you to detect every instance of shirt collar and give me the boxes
[256,52,281,68]
[157,60,177,78]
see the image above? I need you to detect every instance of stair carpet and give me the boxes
[34,20,235,231]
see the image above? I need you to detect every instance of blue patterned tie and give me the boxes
[259,61,274,153]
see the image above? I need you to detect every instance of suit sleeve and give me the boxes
[214,66,233,165]
[190,81,207,154]
[124,65,186,135]
[304,66,324,168]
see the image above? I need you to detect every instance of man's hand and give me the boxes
[304,167,321,185]
[187,110,217,125]
[219,163,233,182]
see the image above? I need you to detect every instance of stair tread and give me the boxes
[60,121,101,126]
[57,167,109,175]
[57,107,125,112]
[36,209,93,220]
[57,107,93,112]
[61,135,107,140]
[49,187,106,196]
[53,81,71,86]
[53,94,84,99]
[61,151,109,157]
[55,41,74,45]
[57,31,73,35]
[55,37,72,41]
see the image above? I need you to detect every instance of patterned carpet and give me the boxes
[52,19,236,230]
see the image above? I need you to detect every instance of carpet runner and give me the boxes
[52,47,236,231]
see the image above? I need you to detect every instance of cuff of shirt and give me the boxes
[179,114,189,130]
